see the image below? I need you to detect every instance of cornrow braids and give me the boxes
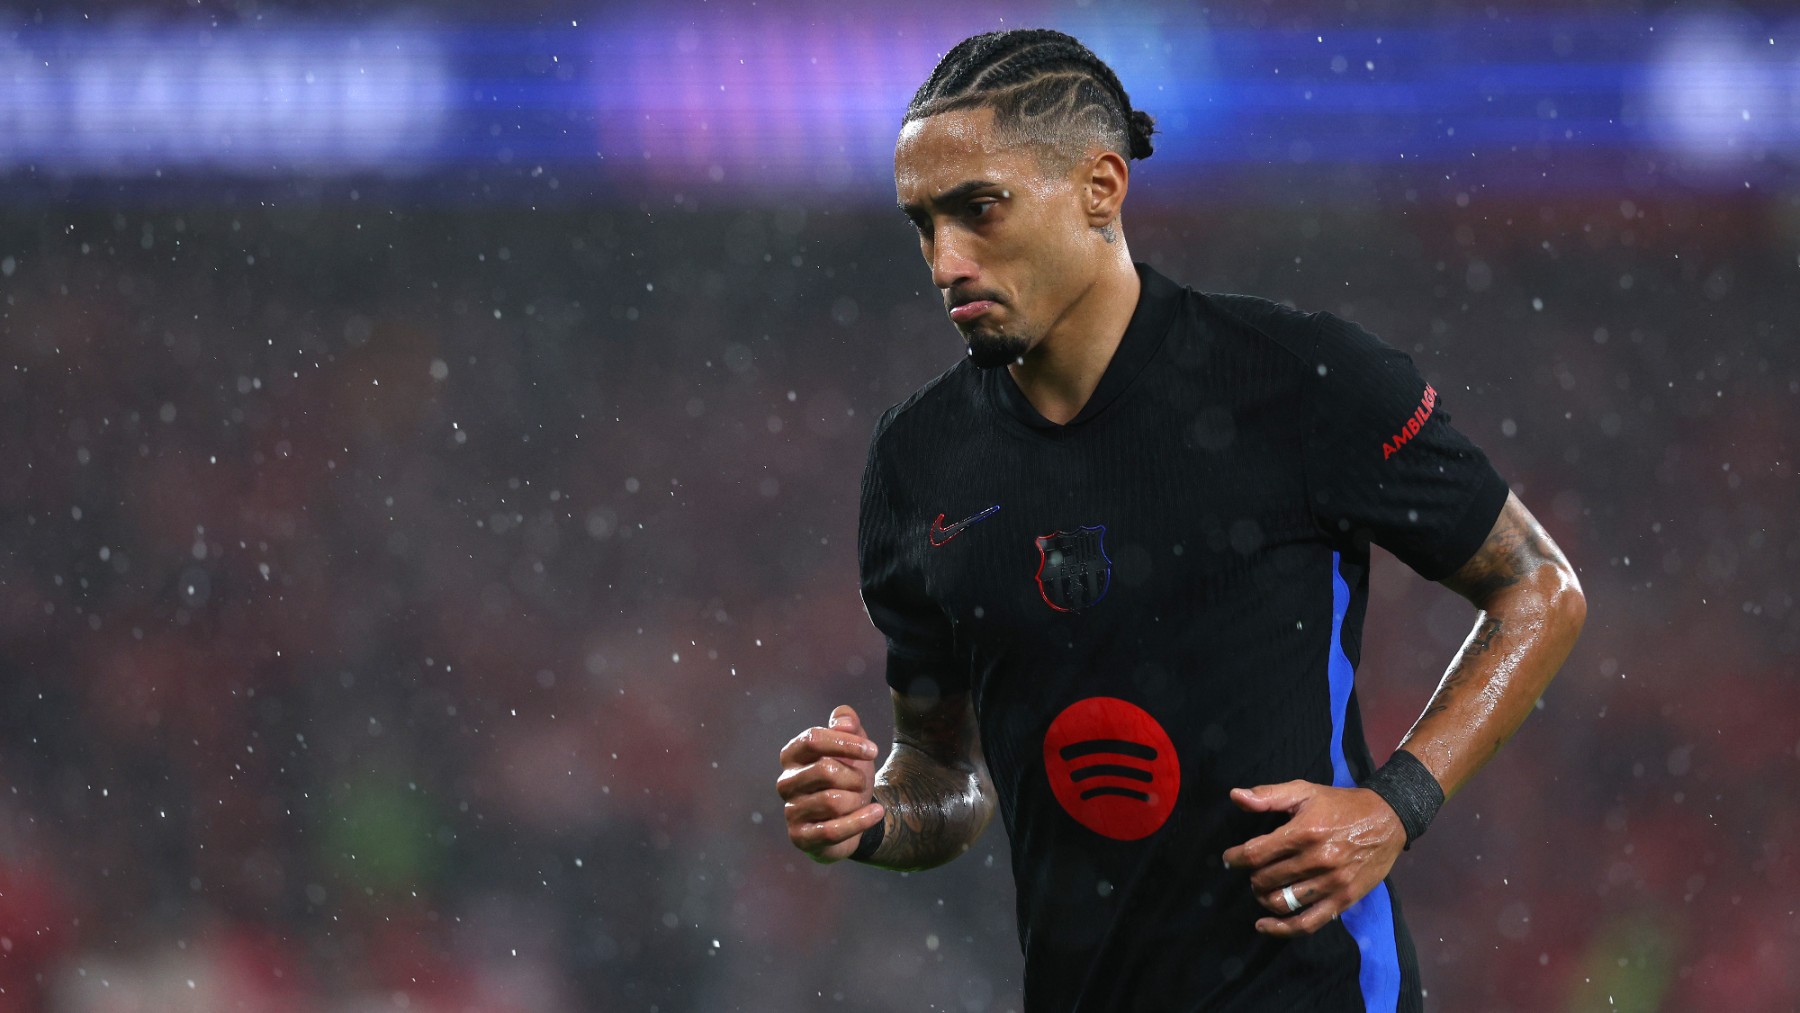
[905,29,1157,164]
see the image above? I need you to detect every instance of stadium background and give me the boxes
[2,0,1797,1009]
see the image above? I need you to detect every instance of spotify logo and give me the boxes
[1042,697,1180,840]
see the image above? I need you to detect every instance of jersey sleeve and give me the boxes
[857,423,963,696]
[1302,311,1510,581]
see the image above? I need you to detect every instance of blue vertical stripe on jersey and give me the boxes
[1328,551,1401,1012]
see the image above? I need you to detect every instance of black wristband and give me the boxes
[848,801,885,863]
[1360,749,1444,849]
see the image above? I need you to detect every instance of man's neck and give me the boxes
[1006,252,1141,425]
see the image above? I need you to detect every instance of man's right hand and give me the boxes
[777,705,886,863]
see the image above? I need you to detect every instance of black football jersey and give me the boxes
[857,264,1509,1012]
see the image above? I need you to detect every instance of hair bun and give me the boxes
[1127,109,1157,160]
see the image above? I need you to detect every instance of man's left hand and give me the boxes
[1220,781,1405,937]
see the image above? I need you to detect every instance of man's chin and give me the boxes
[965,331,1029,370]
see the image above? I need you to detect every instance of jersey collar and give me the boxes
[987,261,1182,432]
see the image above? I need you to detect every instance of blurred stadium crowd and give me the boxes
[0,181,1796,1012]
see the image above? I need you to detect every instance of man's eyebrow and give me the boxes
[898,179,1003,216]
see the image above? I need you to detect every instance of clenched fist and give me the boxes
[776,705,886,863]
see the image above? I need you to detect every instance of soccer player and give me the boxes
[775,28,1586,1011]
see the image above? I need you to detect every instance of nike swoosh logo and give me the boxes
[929,505,1000,547]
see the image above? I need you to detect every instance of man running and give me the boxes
[776,28,1586,1011]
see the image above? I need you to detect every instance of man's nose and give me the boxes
[930,234,977,292]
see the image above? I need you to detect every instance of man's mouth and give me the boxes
[949,300,996,324]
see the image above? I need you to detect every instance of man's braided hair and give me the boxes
[904,29,1156,168]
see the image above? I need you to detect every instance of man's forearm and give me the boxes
[863,743,994,871]
[1401,494,1587,799]
[1398,594,1580,798]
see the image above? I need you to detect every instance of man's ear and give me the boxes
[1083,150,1130,229]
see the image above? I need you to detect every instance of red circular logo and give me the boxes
[1042,697,1180,840]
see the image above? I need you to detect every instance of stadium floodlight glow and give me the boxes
[591,7,1194,193]
[0,26,451,175]
[3,8,1798,194]
[1640,13,1782,172]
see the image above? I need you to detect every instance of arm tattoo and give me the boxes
[1403,493,1586,790]
[1440,503,1559,606]
[1418,616,1503,723]
[864,686,995,872]
[1415,505,1552,726]
[1468,615,1503,653]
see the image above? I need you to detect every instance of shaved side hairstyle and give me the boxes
[905,28,1157,171]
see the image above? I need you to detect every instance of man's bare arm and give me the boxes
[862,685,996,872]
[1223,490,1585,937]
[1401,490,1588,797]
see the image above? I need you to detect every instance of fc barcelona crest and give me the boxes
[1034,525,1112,612]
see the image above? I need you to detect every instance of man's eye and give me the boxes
[968,200,997,218]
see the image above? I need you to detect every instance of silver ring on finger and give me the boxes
[1280,884,1303,914]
